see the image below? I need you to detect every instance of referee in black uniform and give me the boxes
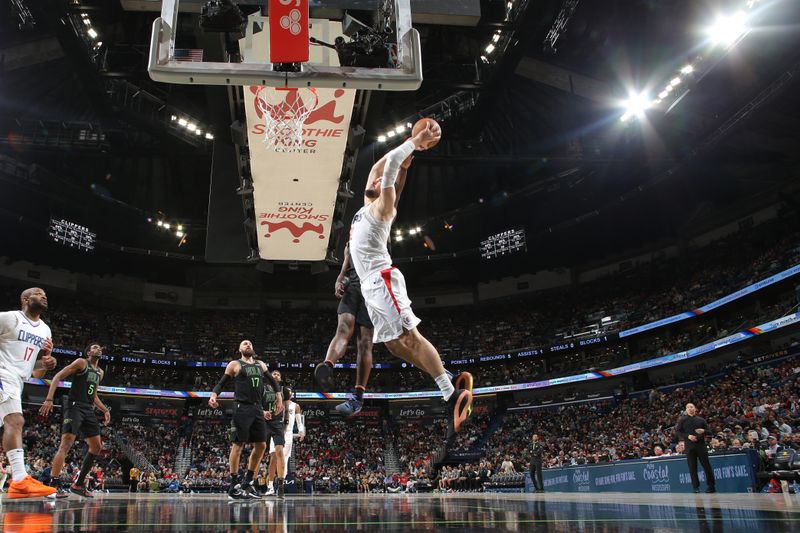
[676,403,716,493]
[209,340,283,500]
[529,434,545,493]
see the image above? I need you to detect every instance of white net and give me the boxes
[254,87,319,152]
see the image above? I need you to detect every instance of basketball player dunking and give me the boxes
[314,157,412,416]
[0,287,58,498]
[40,342,111,499]
[349,123,474,442]
[209,340,283,500]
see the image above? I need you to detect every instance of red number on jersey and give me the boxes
[23,346,35,361]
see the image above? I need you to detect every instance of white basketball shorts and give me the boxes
[361,267,421,344]
[0,369,23,427]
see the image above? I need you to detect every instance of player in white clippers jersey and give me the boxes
[349,123,475,445]
[0,287,58,498]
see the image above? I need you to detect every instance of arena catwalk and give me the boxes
[1,493,798,531]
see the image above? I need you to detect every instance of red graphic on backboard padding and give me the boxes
[250,87,345,125]
[261,221,326,243]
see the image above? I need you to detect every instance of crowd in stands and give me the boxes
[5,349,799,494]
[0,220,795,373]
[483,356,800,474]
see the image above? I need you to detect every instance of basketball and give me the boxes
[411,117,442,149]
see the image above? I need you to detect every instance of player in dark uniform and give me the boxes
[209,340,283,501]
[39,342,111,499]
[314,156,413,416]
[264,370,291,496]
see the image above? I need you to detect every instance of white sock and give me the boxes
[7,448,27,482]
[268,480,273,489]
[435,373,455,401]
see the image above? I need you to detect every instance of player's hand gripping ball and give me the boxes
[411,118,441,150]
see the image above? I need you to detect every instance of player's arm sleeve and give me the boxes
[381,141,416,190]
[212,373,232,395]
[296,411,305,433]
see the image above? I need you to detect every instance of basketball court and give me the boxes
[1,493,798,531]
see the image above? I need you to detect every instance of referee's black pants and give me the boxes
[686,445,715,490]
[529,458,544,491]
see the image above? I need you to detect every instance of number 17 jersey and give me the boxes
[0,311,52,384]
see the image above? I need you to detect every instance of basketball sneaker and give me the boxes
[242,482,262,500]
[445,388,474,443]
[275,477,285,499]
[45,485,70,500]
[7,476,57,499]
[314,362,336,391]
[335,394,363,417]
[69,483,94,498]
[228,484,248,501]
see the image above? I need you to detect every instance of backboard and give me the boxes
[148,0,422,90]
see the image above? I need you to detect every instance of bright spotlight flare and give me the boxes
[707,11,749,47]
[620,92,651,122]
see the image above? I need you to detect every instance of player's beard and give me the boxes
[27,299,47,313]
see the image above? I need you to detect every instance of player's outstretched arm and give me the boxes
[39,358,87,416]
[374,124,440,220]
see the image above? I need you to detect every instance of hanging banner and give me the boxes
[242,19,355,261]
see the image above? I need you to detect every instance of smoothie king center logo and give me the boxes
[249,86,347,150]
[260,202,330,243]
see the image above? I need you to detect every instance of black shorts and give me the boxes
[230,403,267,443]
[267,420,285,447]
[338,281,374,329]
[62,402,101,439]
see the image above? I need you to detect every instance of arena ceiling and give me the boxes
[1,0,799,288]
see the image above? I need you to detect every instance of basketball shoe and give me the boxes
[7,476,57,499]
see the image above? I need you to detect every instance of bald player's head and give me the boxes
[20,287,48,314]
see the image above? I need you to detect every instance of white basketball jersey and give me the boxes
[285,400,297,433]
[0,311,52,382]
[349,205,393,280]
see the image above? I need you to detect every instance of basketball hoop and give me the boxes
[254,87,319,152]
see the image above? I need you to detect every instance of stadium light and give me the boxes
[163,223,171,230]
[658,91,668,99]
[377,135,387,143]
[409,228,418,235]
[187,123,197,132]
[178,118,188,127]
[707,11,748,46]
[485,43,496,54]
[387,130,396,138]
[670,77,681,87]
[176,230,184,237]
[177,225,183,231]
[492,33,501,43]
[680,65,694,75]
[157,220,164,227]
[395,125,406,134]
[395,235,403,242]
[87,28,98,39]
[620,92,651,122]
[205,133,214,140]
